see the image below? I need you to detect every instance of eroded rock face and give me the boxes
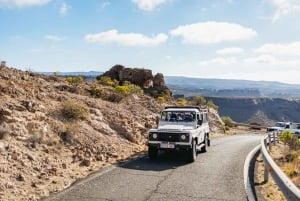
[99,65,172,98]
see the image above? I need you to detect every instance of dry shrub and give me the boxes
[61,99,89,121]
[60,123,79,144]
[0,126,9,139]
[89,85,105,98]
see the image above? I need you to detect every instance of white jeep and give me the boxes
[147,106,210,162]
[288,123,300,138]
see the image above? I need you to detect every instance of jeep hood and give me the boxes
[158,124,194,131]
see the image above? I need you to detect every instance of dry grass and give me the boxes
[60,99,90,121]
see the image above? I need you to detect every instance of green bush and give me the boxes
[89,85,105,98]
[61,100,89,121]
[157,96,165,103]
[115,85,130,95]
[207,100,219,111]
[127,83,144,95]
[97,76,119,87]
[193,96,206,106]
[114,82,144,95]
[66,76,84,85]
[221,116,234,127]
[279,130,294,145]
[176,98,187,106]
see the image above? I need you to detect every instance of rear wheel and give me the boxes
[148,147,158,160]
[201,135,209,153]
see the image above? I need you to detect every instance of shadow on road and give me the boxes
[120,151,190,172]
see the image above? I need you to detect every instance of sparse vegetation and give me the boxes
[60,123,79,144]
[207,100,219,111]
[277,130,300,185]
[60,100,89,120]
[193,96,206,106]
[0,126,9,139]
[176,98,187,106]
[157,96,166,103]
[97,76,119,87]
[89,85,105,98]
[115,85,130,95]
[221,116,234,129]
[66,76,84,86]
[114,81,144,96]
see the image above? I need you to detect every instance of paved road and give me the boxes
[44,134,262,201]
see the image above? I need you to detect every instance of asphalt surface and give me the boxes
[43,134,262,201]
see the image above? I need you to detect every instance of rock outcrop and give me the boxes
[98,65,172,98]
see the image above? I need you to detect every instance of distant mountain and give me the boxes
[165,76,300,98]
[38,73,300,98]
[40,71,102,77]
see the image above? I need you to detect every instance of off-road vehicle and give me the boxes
[147,106,210,162]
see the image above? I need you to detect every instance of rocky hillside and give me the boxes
[0,65,224,201]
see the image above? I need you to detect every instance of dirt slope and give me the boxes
[0,66,224,201]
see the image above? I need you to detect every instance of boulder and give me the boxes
[99,65,172,98]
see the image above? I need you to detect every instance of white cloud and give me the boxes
[45,35,65,42]
[170,22,257,44]
[244,54,278,65]
[0,0,51,8]
[101,1,111,9]
[254,41,300,55]
[269,0,300,22]
[131,0,171,11]
[244,54,300,66]
[85,29,168,47]
[198,57,237,65]
[60,2,70,16]
[216,47,244,55]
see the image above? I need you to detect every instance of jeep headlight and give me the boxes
[152,133,158,139]
[181,134,186,140]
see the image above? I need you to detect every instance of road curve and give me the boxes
[43,134,262,201]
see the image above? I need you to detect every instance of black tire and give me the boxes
[187,139,196,162]
[148,147,158,160]
[201,135,209,153]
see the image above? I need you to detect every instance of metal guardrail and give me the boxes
[261,131,300,201]
[244,144,261,201]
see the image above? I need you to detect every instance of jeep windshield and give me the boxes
[274,122,290,128]
[160,111,196,122]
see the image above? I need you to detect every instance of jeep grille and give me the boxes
[149,132,189,142]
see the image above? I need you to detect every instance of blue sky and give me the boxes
[1,0,300,84]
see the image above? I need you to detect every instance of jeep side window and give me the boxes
[197,114,203,125]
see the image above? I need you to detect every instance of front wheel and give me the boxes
[187,139,196,162]
[148,147,158,160]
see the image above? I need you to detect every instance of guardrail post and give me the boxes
[276,131,280,143]
[268,133,271,151]
[273,132,276,146]
[262,152,269,182]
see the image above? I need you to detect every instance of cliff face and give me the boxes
[207,97,300,126]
